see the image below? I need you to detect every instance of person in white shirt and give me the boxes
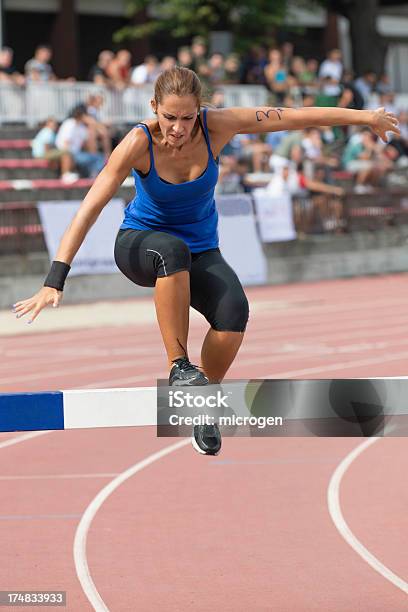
[131,55,159,85]
[318,48,343,95]
[56,108,105,177]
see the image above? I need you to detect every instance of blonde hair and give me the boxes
[153,66,202,110]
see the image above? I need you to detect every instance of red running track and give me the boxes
[0,274,407,611]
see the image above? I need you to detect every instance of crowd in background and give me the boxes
[2,38,407,210]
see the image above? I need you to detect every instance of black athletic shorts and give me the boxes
[114,228,249,332]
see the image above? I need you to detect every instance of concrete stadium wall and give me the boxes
[2,227,408,309]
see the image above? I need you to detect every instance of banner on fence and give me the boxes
[252,189,296,242]
[216,194,267,286]
[37,199,125,276]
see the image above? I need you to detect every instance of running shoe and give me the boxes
[168,357,209,386]
[192,423,222,455]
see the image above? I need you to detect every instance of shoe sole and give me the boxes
[191,435,220,456]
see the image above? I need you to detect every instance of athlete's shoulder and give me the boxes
[204,107,241,136]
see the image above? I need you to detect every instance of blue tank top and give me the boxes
[120,108,219,252]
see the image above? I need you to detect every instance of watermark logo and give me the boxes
[168,389,231,409]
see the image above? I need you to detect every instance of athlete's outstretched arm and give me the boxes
[13,128,148,323]
[208,106,400,143]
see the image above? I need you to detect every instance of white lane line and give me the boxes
[73,438,190,612]
[0,473,118,480]
[327,437,408,595]
[0,431,50,450]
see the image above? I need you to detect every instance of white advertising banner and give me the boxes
[253,190,297,242]
[216,194,267,286]
[37,199,125,276]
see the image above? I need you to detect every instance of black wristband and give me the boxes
[44,260,71,291]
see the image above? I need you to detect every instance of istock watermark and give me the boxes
[157,378,408,437]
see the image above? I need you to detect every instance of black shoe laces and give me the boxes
[173,357,200,372]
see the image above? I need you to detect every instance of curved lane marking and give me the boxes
[73,439,190,612]
[328,436,408,595]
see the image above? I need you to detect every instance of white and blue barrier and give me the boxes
[2,379,408,436]
[0,388,157,432]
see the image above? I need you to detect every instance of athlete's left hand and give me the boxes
[371,107,400,143]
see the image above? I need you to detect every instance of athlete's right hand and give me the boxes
[12,287,63,324]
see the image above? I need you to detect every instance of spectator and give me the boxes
[131,55,159,85]
[224,53,241,84]
[337,71,365,110]
[342,128,386,191]
[301,58,319,87]
[0,47,25,85]
[231,133,272,173]
[106,49,132,89]
[216,156,246,195]
[31,117,77,183]
[177,46,193,69]
[56,108,105,178]
[241,45,268,85]
[208,52,225,86]
[191,36,208,73]
[160,56,177,72]
[281,42,294,71]
[25,44,55,82]
[353,70,377,107]
[318,48,343,84]
[376,72,393,95]
[88,50,114,86]
[210,89,225,109]
[264,48,288,102]
[377,91,400,116]
[70,94,112,157]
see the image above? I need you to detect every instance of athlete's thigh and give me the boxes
[114,228,191,287]
[190,248,249,332]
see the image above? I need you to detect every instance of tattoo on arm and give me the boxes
[255,108,283,122]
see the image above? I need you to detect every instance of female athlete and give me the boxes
[12,67,400,455]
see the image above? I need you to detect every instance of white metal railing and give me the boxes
[0,82,269,127]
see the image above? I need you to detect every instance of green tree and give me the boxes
[114,0,288,52]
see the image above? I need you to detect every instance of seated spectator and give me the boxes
[131,55,159,85]
[319,49,343,80]
[342,128,387,191]
[177,46,193,69]
[264,48,288,103]
[208,52,226,86]
[31,117,77,183]
[241,45,268,85]
[301,127,338,168]
[215,156,246,195]
[337,72,365,110]
[160,56,177,72]
[301,58,319,89]
[56,108,105,178]
[231,132,272,173]
[25,44,55,82]
[376,72,393,95]
[106,49,132,89]
[0,46,25,85]
[88,50,114,86]
[210,89,225,109]
[269,131,304,170]
[281,42,294,71]
[224,53,241,84]
[191,36,208,73]
[353,70,377,108]
[70,94,112,157]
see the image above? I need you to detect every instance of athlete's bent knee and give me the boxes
[213,294,249,332]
